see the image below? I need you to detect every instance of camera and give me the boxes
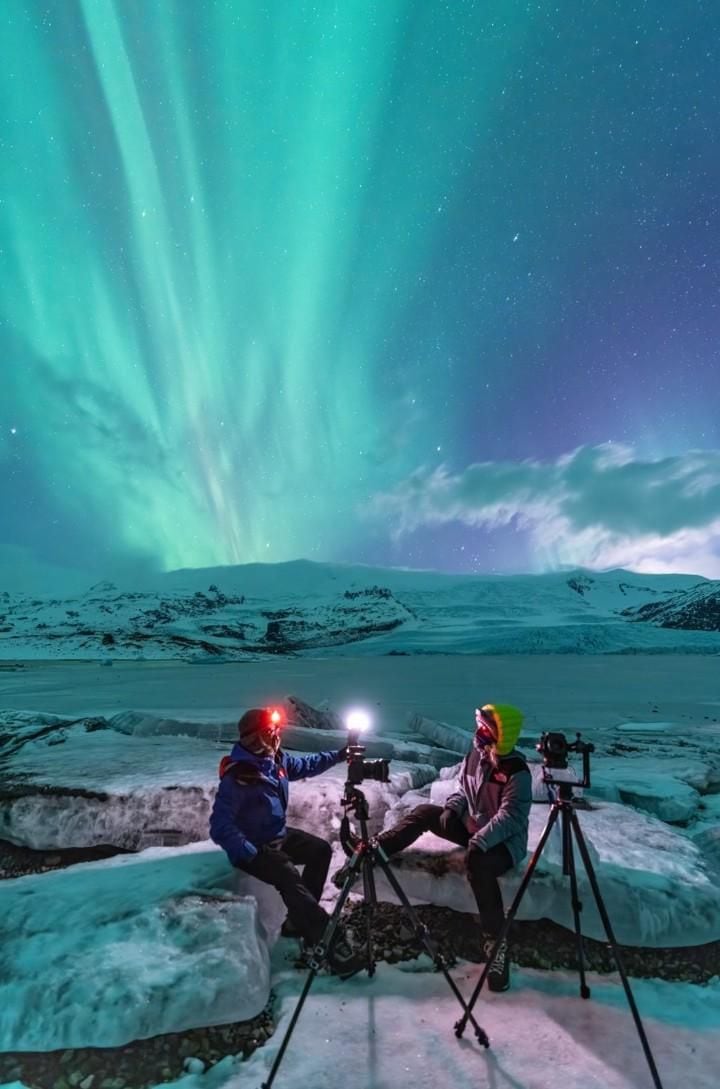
[537,730,595,769]
[537,730,595,787]
[346,734,390,785]
[343,711,390,785]
[537,731,571,769]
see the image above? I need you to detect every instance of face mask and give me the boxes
[473,727,496,751]
[473,708,497,751]
[252,725,280,756]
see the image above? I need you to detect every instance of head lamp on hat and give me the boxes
[238,706,285,755]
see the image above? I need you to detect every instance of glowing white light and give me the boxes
[345,709,371,734]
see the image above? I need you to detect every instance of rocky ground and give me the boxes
[341,900,720,984]
[0,838,134,879]
[0,1009,275,1089]
[2,841,718,1089]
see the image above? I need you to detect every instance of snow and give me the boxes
[1,652,719,1088]
[231,953,720,1089]
[0,844,284,1050]
[2,563,719,659]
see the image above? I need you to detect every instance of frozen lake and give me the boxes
[1,654,718,737]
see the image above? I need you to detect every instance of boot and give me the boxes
[484,937,510,993]
[332,854,362,890]
[327,931,366,980]
[280,918,302,939]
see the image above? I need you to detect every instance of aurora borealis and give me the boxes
[2,0,720,586]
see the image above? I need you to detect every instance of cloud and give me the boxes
[371,444,720,577]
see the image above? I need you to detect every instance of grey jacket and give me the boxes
[445,746,532,867]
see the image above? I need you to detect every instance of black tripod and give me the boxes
[260,778,489,1089]
[454,755,664,1089]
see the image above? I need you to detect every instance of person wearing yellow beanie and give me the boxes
[369,700,531,992]
[475,703,525,757]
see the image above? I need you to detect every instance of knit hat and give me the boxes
[479,703,524,756]
[238,708,281,756]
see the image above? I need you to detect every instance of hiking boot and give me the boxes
[332,857,361,890]
[280,919,302,939]
[484,938,510,993]
[327,934,366,980]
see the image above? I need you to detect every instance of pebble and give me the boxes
[182,1058,205,1074]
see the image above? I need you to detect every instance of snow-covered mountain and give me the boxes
[0,561,718,659]
[621,580,720,630]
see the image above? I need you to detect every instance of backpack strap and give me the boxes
[218,756,265,784]
[219,755,290,788]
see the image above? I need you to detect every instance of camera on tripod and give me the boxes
[537,730,594,788]
[345,709,390,785]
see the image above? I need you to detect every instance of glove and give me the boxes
[236,841,264,870]
[468,831,486,852]
[337,746,349,762]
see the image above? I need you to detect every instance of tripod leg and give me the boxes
[569,810,665,1089]
[260,962,318,1089]
[260,847,365,1089]
[563,806,590,999]
[456,803,561,1038]
[362,853,378,977]
[372,845,490,1048]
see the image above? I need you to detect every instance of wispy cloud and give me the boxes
[371,444,720,577]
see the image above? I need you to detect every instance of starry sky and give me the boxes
[2,0,720,589]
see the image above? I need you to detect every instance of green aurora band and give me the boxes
[2,0,529,571]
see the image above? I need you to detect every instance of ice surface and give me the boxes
[0,844,282,1050]
[0,715,436,849]
[230,954,720,1089]
[406,712,468,753]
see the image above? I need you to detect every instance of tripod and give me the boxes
[260,778,489,1089]
[454,774,665,1089]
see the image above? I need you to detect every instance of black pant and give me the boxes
[377,803,514,937]
[238,827,332,944]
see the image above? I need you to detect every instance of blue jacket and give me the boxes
[209,742,344,866]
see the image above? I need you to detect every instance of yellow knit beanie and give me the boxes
[480,703,524,756]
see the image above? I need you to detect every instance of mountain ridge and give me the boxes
[1,562,718,660]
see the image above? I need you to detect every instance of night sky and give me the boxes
[2,0,720,588]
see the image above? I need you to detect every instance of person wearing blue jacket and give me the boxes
[209,706,365,978]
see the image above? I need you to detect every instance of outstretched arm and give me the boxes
[284,748,347,781]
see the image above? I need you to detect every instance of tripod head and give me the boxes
[339,779,371,855]
[341,778,370,817]
[538,731,594,791]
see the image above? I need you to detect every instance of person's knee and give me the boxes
[266,861,302,894]
[410,803,437,824]
[316,838,332,863]
[466,844,492,877]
